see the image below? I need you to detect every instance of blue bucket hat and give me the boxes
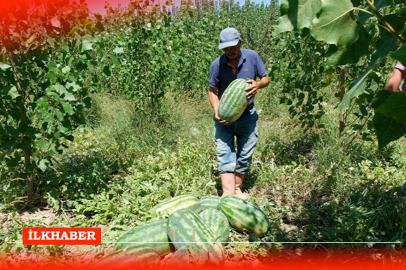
[218,27,240,49]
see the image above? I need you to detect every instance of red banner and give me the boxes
[22,227,101,245]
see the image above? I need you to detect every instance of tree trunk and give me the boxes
[8,52,34,202]
[339,67,346,136]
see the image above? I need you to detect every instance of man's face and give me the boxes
[222,40,241,60]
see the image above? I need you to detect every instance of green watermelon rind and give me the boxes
[96,247,161,268]
[114,219,173,256]
[218,78,251,123]
[199,208,230,244]
[199,195,220,210]
[218,195,269,237]
[151,194,202,218]
[167,209,225,266]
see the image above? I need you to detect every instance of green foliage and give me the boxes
[311,0,359,46]
[0,1,103,202]
[276,0,406,148]
[0,39,95,197]
[85,0,279,110]
[339,33,398,111]
[268,31,328,130]
[85,2,221,107]
[277,0,321,32]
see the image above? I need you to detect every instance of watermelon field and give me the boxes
[2,0,406,268]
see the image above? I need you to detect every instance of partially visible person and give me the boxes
[209,27,270,199]
[385,61,406,137]
[385,61,406,92]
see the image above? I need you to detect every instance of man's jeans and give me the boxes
[214,107,258,175]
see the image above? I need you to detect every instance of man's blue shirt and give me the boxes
[209,49,267,103]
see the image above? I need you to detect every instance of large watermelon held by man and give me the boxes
[218,78,251,123]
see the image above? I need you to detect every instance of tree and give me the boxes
[276,0,406,148]
[0,0,100,202]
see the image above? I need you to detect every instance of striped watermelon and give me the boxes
[167,209,225,266]
[171,247,192,266]
[199,195,220,210]
[151,194,202,218]
[114,219,173,256]
[172,246,210,266]
[199,209,230,244]
[95,247,160,268]
[218,78,251,123]
[218,196,269,237]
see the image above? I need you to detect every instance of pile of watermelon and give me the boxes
[97,195,269,267]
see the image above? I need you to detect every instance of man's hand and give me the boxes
[245,79,260,100]
[245,76,270,99]
[215,114,232,125]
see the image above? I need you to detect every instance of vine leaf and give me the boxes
[277,0,322,33]
[338,32,398,111]
[310,0,359,46]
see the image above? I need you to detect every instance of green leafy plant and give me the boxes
[276,0,406,148]
[0,1,102,202]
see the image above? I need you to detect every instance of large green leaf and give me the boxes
[383,14,406,33]
[81,40,94,52]
[372,0,394,9]
[103,66,111,76]
[61,66,71,74]
[310,0,359,46]
[325,26,372,66]
[390,43,406,65]
[375,92,406,123]
[53,85,67,94]
[350,0,361,6]
[338,33,398,110]
[277,0,322,33]
[7,86,20,99]
[373,113,405,149]
[66,81,81,92]
[358,0,395,23]
[0,63,11,71]
[63,92,76,101]
[36,137,50,151]
[113,47,124,54]
[373,90,406,148]
[38,159,50,172]
[371,90,393,109]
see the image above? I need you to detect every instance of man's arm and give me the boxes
[385,68,406,92]
[209,86,220,116]
[209,86,231,125]
[245,75,270,99]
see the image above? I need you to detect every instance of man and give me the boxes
[209,27,270,199]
